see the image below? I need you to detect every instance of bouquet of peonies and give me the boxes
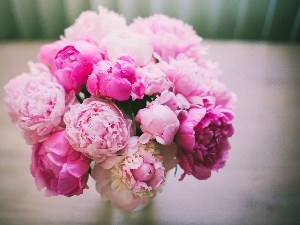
[4,6,236,211]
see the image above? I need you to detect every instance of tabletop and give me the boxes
[0,40,300,225]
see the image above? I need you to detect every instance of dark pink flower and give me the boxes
[176,107,234,180]
[52,41,103,92]
[30,130,91,197]
[87,55,144,101]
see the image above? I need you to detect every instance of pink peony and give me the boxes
[211,79,237,110]
[91,141,177,211]
[16,73,66,144]
[30,130,90,197]
[176,107,234,180]
[130,14,205,62]
[86,55,143,101]
[159,56,213,105]
[136,65,172,96]
[4,73,32,123]
[64,97,131,161]
[52,40,103,93]
[100,30,153,66]
[38,40,67,67]
[135,104,179,145]
[64,6,127,43]
[4,62,51,123]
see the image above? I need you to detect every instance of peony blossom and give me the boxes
[91,141,177,211]
[159,56,213,105]
[52,40,103,93]
[135,104,179,145]
[86,55,144,101]
[136,65,172,96]
[210,79,237,111]
[38,40,67,67]
[4,73,32,123]
[176,107,234,180]
[64,6,127,43]
[4,62,51,123]
[64,97,131,161]
[100,30,153,66]
[130,14,206,62]
[16,73,66,144]
[30,130,90,197]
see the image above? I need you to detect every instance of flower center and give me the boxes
[132,163,155,182]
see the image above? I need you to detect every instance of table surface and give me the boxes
[0,40,300,225]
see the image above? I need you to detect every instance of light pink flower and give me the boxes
[52,40,103,93]
[100,30,153,66]
[176,107,234,180]
[64,97,131,161]
[4,62,54,123]
[211,79,237,110]
[159,56,212,105]
[16,73,66,144]
[30,130,90,197]
[130,14,205,62]
[135,104,179,145]
[38,40,67,67]
[87,55,143,101]
[64,6,127,43]
[152,90,190,112]
[4,73,32,123]
[91,141,177,211]
[136,65,172,96]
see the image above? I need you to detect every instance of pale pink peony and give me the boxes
[135,104,179,145]
[52,40,103,93]
[91,141,177,211]
[211,79,237,110]
[136,65,172,96]
[64,6,127,43]
[38,40,67,67]
[176,107,234,180]
[4,62,53,123]
[159,56,213,105]
[152,90,190,112]
[4,73,32,123]
[130,14,205,62]
[100,30,153,66]
[30,130,90,197]
[86,55,143,101]
[16,73,66,144]
[64,97,131,161]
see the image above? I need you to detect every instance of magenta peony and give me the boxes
[86,55,143,101]
[38,40,67,67]
[64,97,131,161]
[52,40,103,93]
[30,130,90,197]
[176,107,234,180]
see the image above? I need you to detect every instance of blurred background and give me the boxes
[0,0,299,42]
[1,0,300,225]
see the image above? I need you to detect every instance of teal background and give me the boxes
[0,0,299,42]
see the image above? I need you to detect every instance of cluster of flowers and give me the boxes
[4,7,235,211]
